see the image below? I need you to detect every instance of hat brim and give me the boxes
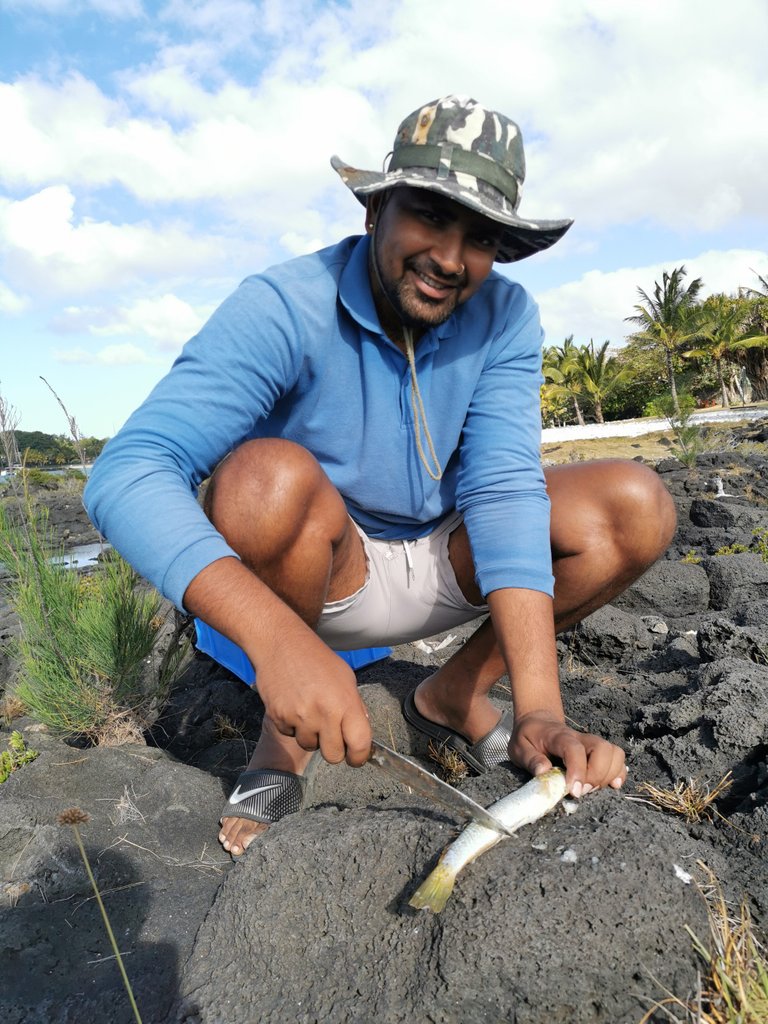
[331,155,572,264]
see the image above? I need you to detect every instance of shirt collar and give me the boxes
[338,235,459,348]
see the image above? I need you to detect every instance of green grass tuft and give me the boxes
[0,496,177,744]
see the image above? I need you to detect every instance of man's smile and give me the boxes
[408,264,463,302]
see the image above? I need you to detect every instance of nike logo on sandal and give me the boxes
[228,783,283,805]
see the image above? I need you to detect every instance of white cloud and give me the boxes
[537,248,768,347]
[4,0,768,440]
[0,280,27,313]
[54,342,160,365]
[0,71,379,209]
[0,186,229,296]
[279,231,325,257]
[89,293,214,349]
[3,0,766,236]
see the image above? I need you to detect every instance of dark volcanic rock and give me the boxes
[697,618,768,665]
[614,559,710,617]
[567,604,653,661]
[689,496,767,532]
[632,657,768,787]
[172,787,708,1024]
[702,551,768,610]
[3,429,768,1024]
[1,486,101,549]
[0,733,230,1024]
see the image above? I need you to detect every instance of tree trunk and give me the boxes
[716,359,729,409]
[665,348,680,416]
[593,399,604,424]
[573,397,585,426]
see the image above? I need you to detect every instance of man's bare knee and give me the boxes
[549,459,676,569]
[204,439,341,555]
[611,461,676,566]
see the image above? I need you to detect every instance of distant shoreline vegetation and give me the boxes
[0,430,108,472]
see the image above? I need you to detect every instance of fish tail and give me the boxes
[408,861,457,914]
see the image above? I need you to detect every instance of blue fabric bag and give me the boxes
[194,619,390,685]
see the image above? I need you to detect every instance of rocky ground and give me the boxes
[2,424,768,1023]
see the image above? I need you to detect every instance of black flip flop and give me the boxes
[221,750,320,826]
[402,689,513,775]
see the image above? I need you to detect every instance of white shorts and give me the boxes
[316,511,488,649]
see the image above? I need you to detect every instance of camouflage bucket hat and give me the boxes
[331,95,572,264]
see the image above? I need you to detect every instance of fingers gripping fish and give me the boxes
[409,768,567,913]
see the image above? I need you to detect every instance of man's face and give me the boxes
[368,186,502,335]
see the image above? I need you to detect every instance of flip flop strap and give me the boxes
[469,711,513,768]
[225,769,307,823]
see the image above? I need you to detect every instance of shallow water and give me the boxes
[50,541,109,569]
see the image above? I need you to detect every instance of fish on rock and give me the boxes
[409,768,567,913]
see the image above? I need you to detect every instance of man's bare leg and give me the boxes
[411,460,677,744]
[204,439,367,855]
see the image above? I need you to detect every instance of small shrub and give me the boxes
[681,550,702,564]
[21,467,58,489]
[0,497,178,744]
[213,712,246,742]
[715,543,749,556]
[752,527,768,562]
[0,730,39,783]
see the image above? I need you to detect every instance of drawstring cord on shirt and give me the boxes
[403,326,443,482]
[368,199,444,482]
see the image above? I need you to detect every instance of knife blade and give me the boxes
[369,738,515,837]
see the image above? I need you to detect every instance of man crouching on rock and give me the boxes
[84,95,676,856]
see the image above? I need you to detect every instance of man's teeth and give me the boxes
[416,271,452,290]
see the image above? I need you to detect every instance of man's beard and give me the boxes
[375,252,462,330]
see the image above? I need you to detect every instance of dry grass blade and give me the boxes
[427,739,469,784]
[0,695,27,725]
[213,712,246,742]
[638,862,768,1024]
[633,772,733,824]
[57,809,143,1023]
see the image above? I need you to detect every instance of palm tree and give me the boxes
[683,294,768,408]
[568,340,627,424]
[542,336,586,426]
[625,266,704,416]
[741,270,768,299]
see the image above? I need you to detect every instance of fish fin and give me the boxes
[408,862,456,914]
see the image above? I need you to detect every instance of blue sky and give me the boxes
[1,0,767,438]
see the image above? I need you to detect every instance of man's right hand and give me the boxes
[253,629,372,766]
[183,556,372,768]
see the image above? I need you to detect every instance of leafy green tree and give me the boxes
[542,336,586,426]
[567,340,627,424]
[625,266,704,416]
[11,430,107,466]
[22,448,46,467]
[81,436,108,460]
[602,337,669,419]
[739,275,768,400]
[683,294,768,408]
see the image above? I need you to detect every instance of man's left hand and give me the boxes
[509,709,627,797]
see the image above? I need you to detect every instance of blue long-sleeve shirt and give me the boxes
[84,234,553,610]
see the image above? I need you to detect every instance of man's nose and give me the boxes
[430,230,465,277]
